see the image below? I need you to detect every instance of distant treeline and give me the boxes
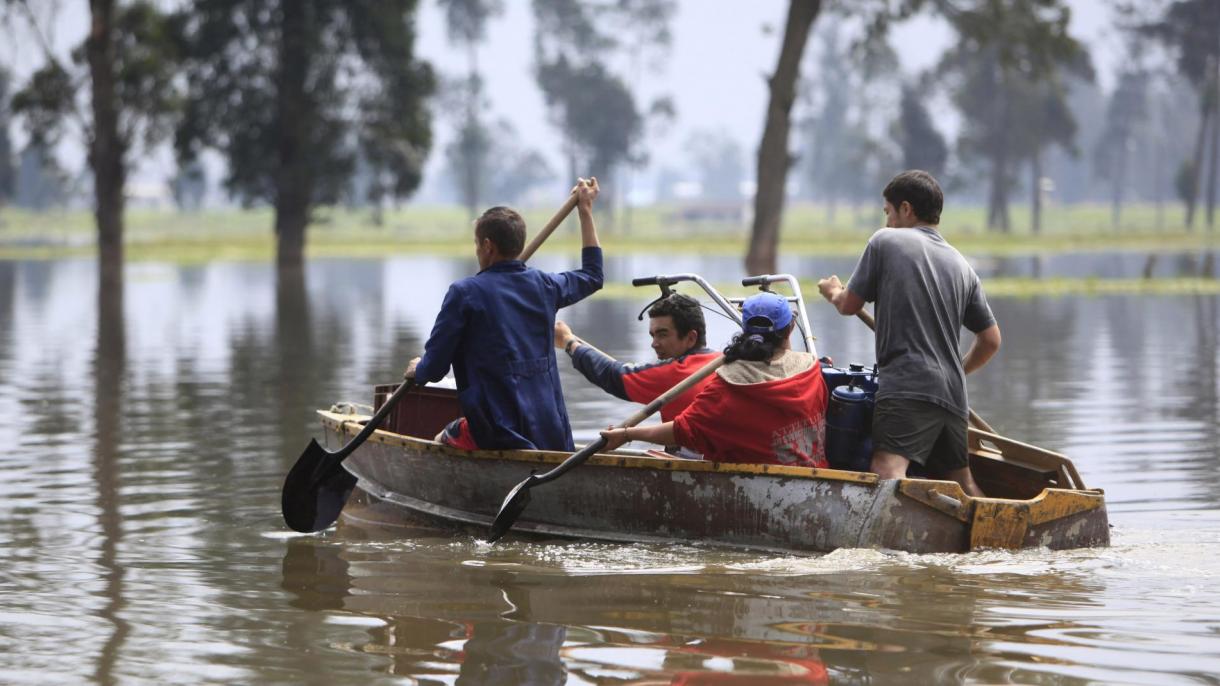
[0,0,1217,273]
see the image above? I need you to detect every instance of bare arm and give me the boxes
[817,275,865,316]
[600,422,676,451]
[963,324,1001,375]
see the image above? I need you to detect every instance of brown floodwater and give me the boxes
[1,255,1218,685]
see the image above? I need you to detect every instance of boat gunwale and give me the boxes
[318,410,880,485]
[319,411,1107,511]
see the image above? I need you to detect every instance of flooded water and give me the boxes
[2,254,1219,685]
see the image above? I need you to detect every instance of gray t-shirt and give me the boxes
[846,226,995,417]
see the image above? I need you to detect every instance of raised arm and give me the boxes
[576,177,600,248]
[550,178,604,308]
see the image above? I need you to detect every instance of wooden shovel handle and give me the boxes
[519,194,579,262]
[533,353,725,485]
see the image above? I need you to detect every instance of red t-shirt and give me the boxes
[622,351,722,422]
[672,358,828,467]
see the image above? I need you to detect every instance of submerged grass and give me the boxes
[3,203,1220,299]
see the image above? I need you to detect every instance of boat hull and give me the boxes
[320,411,1109,554]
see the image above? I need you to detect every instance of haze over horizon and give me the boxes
[1,0,1125,207]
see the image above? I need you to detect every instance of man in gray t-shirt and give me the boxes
[818,170,1001,496]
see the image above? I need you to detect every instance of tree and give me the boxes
[1042,74,1105,204]
[938,0,1091,232]
[894,85,948,179]
[441,75,494,219]
[602,0,677,229]
[1095,68,1148,229]
[685,129,745,202]
[746,0,822,275]
[437,0,503,218]
[1143,0,1220,229]
[171,159,207,211]
[176,1,435,268]
[486,126,554,204]
[442,111,553,207]
[0,68,15,207]
[1018,74,1084,233]
[535,54,641,214]
[802,26,852,221]
[531,0,673,225]
[11,1,182,284]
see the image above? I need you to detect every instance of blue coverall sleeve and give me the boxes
[414,283,466,383]
[569,344,630,400]
[549,247,604,308]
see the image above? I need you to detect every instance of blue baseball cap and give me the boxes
[741,292,793,334]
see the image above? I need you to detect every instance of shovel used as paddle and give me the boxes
[487,352,726,542]
[281,192,581,533]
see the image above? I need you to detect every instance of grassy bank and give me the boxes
[1,202,1219,263]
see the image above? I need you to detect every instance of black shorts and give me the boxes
[872,398,968,473]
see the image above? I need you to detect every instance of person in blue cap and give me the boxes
[599,291,830,467]
[403,178,604,452]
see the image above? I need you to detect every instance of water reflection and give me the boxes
[2,255,1220,684]
[92,268,128,685]
[281,531,1150,684]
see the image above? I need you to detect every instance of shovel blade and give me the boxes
[488,476,536,542]
[282,438,358,533]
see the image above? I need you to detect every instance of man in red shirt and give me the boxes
[599,292,829,467]
[554,293,718,423]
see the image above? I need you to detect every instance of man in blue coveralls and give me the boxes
[403,178,604,452]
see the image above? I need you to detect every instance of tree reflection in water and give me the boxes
[280,530,1104,684]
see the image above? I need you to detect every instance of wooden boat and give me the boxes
[319,382,1109,554]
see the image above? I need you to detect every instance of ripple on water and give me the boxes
[4,261,1220,685]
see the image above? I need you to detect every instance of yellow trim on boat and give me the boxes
[969,488,1105,549]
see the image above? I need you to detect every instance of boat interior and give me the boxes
[367,381,1093,503]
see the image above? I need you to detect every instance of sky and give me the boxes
[411,0,1120,203]
[2,0,1122,203]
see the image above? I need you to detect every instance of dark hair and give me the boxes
[475,206,526,258]
[723,320,794,363]
[648,293,707,348]
[883,170,943,225]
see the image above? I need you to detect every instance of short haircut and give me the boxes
[648,293,707,348]
[883,170,943,225]
[475,206,526,258]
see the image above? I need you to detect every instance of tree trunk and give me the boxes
[986,78,1011,233]
[1153,102,1164,232]
[86,0,125,290]
[92,249,127,686]
[1030,150,1042,234]
[274,2,314,270]
[462,42,482,221]
[1207,61,1220,230]
[1112,141,1127,231]
[1187,70,1213,230]
[745,0,820,275]
[987,159,1010,232]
